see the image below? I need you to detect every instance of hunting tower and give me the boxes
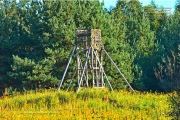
[58,29,134,91]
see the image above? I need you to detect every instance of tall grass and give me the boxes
[0,88,171,119]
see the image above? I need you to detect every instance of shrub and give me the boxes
[169,91,180,119]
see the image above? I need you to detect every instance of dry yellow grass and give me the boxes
[0,89,172,119]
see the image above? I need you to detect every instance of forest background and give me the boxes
[0,0,179,93]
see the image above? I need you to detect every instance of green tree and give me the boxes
[154,11,180,92]
[9,1,76,88]
[112,0,159,91]
[132,16,157,91]
[0,0,21,87]
[175,0,180,11]
[1,0,179,92]
[102,0,135,90]
[169,45,180,119]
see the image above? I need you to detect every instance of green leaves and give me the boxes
[9,55,58,88]
[0,0,179,92]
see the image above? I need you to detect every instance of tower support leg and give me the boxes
[103,48,134,92]
[58,45,76,90]
[78,47,91,90]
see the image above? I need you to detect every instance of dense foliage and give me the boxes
[169,45,180,119]
[0,0,179,92]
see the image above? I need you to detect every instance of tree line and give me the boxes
[0,0,179,92]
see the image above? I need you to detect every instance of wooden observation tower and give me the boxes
[58,29,134,91]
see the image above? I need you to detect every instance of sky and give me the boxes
[102,0,177,13]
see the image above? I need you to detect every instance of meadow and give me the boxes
[0,89,171,120]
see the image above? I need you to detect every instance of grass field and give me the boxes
[0,88,171,120]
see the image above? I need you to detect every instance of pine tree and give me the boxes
[154,11,180,92]
[1,0,178,92]
[175,0,180,11]
[132,16,157,91]
[113,0,159,91]
[0,0,22,87]
[106,0,135,89]
[169,45,180,119]
[9,1,70,88]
